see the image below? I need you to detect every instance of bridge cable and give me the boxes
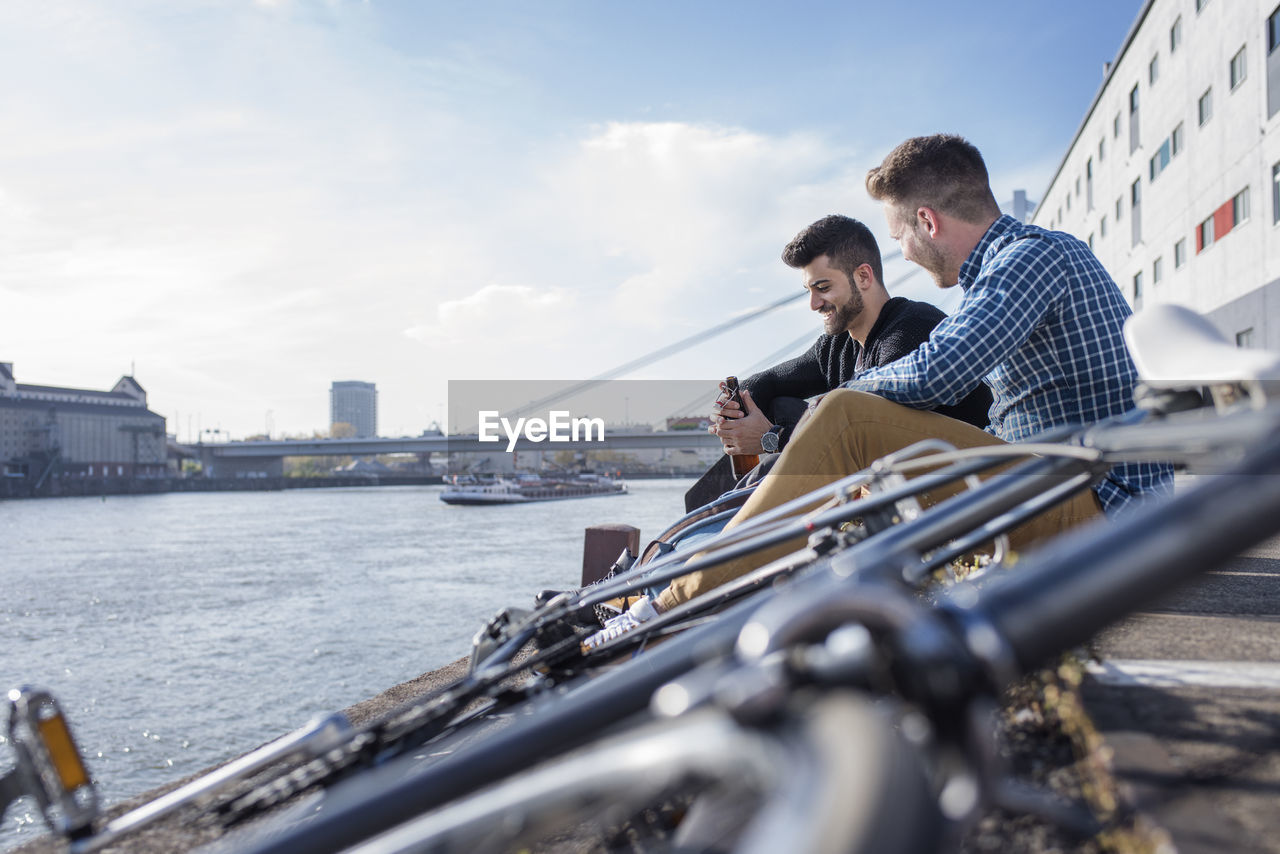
[506,251,908,421]
[502,291,804,420]
[661,262,925,422]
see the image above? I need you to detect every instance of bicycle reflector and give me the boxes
[1,687,100,839]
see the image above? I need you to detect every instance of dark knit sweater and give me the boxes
[742,297,992,447]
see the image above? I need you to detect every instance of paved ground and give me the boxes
[1083,536,1280,853]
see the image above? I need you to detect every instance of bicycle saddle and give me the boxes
[1124,303,1280,387]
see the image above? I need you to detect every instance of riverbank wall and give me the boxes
[0,470,694,500]
[0,473,443,500]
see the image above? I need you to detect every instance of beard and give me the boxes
[912,235,954,287]
[822,287,864,335]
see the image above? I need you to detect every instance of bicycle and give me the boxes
[6,304,1277,853]
[225,304,1280,854]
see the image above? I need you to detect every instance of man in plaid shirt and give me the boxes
[644,134,1172,615]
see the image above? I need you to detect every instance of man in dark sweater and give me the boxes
[711,214,991,462]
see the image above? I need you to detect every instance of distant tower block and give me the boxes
[1012,189,1032,223]
[330,381,378,438]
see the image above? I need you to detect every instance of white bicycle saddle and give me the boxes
[1124,303,1280,387]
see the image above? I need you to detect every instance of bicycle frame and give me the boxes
[225,398,1276,854]
[256,408,1280,854]
[343,694,938,854]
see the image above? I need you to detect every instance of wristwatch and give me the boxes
[760,424,783,454]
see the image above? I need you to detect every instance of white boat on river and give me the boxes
[440,472,627,505]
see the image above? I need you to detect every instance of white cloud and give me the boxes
[0,107,912,435]
[0,7,911,438]
[406,285,573,348]
[385,120,877,389]
[542,122,847,311]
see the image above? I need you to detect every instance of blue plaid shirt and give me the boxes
[843,215,1171,515]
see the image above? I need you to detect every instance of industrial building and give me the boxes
[330,380,378,438]
[0,362,167,487]
[1034,0,1280,347]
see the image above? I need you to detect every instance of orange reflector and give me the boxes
[36,713,90,791]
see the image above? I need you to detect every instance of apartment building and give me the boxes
[1034,0,1280,348]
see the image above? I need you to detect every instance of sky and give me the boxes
[0,0,1146,440]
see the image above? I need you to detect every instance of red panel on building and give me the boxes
[1213,200,1234,240]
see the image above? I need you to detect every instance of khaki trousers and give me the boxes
[656,390,1103,612]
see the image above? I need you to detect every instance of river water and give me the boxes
[0,479,692,850]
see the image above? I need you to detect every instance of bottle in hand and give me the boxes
[723,376,760,478]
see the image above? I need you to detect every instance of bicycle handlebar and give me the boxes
[958,426,1280,678]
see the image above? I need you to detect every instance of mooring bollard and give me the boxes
[581,524,640,587]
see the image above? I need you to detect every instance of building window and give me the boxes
[1153,256,1163,285]
[1100,214,1108,238]
[1132,271,1143,307]
[1198,88,1213,125]
[1149,54,1159,85]
[1196,0,1209,13]
[1129,84,1141,153]
[1197,188,1252,253]
[1198,215,1215,252]
[1099,137,1106,162]
[1075,176,1081,197]
[1273,161,1279,225]
[1088,233,1095,251]
[1171,122,1184,157]
[1270,7,1280,118]
[1113,113,1121,138]
[1131,179,1142,247]
[1086,158,1094,209]
[1230,45,1247,90]
[1116,196,1123,221]
[1233,187,1250,224]
[1171,16,1182,52]
[1149,138,1172,181]
[1237,328,1256,348]
[1175,238,1187,268]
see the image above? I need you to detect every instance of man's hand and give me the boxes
[708,380,741,426]
[708,386,771,455]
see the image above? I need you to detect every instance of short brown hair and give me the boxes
[781,215,883,287]
[865,134,1000,224]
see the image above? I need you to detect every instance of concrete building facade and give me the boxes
[0,362,167,484]
[1034,0,1280,348]
[330,380,378,438]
